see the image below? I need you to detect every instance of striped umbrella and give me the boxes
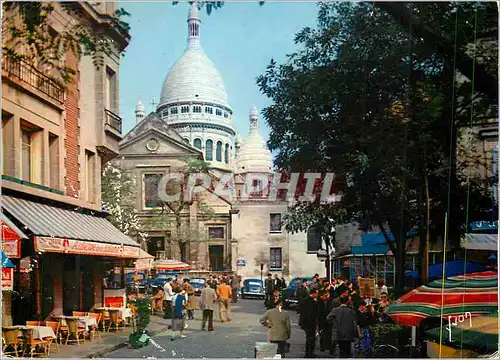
[153,259,191,271]
[387,271,498,327]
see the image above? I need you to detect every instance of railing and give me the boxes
[105,109,122,133]
[2,57,64,103]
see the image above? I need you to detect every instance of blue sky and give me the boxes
[118,1,319,142]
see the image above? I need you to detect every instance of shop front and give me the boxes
[1,194,141,324]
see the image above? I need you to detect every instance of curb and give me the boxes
[87,326,168,358]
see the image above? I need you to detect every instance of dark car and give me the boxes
[126,272,147,292]
[283,277,313,309]
[241,278,265,299]
[147,272,177,288]
[190,278,206,296]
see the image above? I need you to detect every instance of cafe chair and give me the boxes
[87,313,102,340]
[72,311,86,317]
[107,310,124,332]
[43,321,60,354]
[97,309,110,332]
[64,318,85,345]
[20,327,48,358]
[2,327,23,357]
[26,321,39,326]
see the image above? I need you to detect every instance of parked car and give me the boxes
[283,277,313,309]
[147,272,177,288]
[241,278,265,299]
[190,278,206,296]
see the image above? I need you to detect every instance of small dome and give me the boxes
[235,107,273,173]
[136,99,145,112]
[250,105,258,118]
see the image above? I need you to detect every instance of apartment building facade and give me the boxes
[1,2,139,325]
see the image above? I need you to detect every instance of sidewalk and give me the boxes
[50,315,168,358]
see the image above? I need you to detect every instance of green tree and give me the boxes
[257,2,496,296]
[101,162,147,242]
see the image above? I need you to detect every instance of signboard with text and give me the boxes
[359,278,376,298]
[34,236,141,258]
[2,239,20,258]
[2,268,14,291]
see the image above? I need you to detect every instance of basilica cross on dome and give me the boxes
[150,98,158,108]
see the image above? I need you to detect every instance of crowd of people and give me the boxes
[297,274,393,358]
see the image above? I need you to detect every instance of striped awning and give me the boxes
[387,271,498,327]
[153,259,191,271]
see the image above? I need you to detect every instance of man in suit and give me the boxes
[260,298,291,358]
[299,288,320,358]
[264,273,275,309]
[199,280,218,331]
[326,295,359,358]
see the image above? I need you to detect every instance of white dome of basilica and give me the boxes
[235,106,274,174]
[155,2,235,173]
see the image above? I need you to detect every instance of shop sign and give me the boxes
[2,239,20,258]
[2,268,14,291]
[34,237,141,258]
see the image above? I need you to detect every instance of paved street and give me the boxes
[108,299,308,358]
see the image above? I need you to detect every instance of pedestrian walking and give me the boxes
[260,298,291,358]
[199,280,217,331]
[264,273,274,309]
[296,278,309,314]
[299,288,319,358]
[231,274,240,303]
[216,279,232,322]
[183,278,197,320]
[318,290,333,352]
[163,278,174,319]
[326,295,358,358]
[171,288,187,340]
[352,300,376,357]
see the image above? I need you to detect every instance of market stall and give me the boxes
[387,271,498,327]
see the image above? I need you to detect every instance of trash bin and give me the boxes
[254,342,278,358]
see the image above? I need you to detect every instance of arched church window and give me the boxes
[170,107,178,115]
[215,109,222,116]
[216,141,222,162]
[205,139,213,161]
[194,138,202,150]
[183,138,190,144]
[223,111,229,118]
[205,106,213,114]
[224,144,229,164]
[193,105,202,113]
[181,106,189,114]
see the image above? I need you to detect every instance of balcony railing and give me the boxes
[2,57,64,103]
[105,109,122,133]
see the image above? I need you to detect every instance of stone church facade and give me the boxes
[118,3,325,279]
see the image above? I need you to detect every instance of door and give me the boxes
[63,257,78,315]
[209,245,224,272]
[81,257,95,311]
[147,236,165,259]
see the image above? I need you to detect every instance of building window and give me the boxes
[216,141,222,162]
[194,138,202,150]
[205,106,213,114]
[224,111,229,118]
[170,107,178,115]
[49,134,60,189]
[21,130,32,182]
[161,110,169,118]
[105,66,117,112]
[215,109,222,116]
[86,150,95,203]
[205,139,213,161]
[270,248,282,269]
[208,227,224,239]
[181,105,189,114]
[224,143,229,164]
[252,179,263,196]
[144,173,163,208]
[193,105,202,113]
[183,138,190,144]
[270,213,282,233]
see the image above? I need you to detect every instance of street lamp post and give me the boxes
[260,263,264,284]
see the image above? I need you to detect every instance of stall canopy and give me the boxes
[425,312,498,355]
[461,233,498,250]
[387,271,498,327]
[153,259,191,271]
[2,195,141,258]
[428,260,487,280]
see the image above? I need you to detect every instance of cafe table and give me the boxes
[94,307,133,321]
[55,316,98,332]
[17,325,57,340]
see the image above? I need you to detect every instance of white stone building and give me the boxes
[124,3,325,280]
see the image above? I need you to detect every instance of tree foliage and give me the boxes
[257,2,496,295]
[102,162,147,242]
[2,2,130,84]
